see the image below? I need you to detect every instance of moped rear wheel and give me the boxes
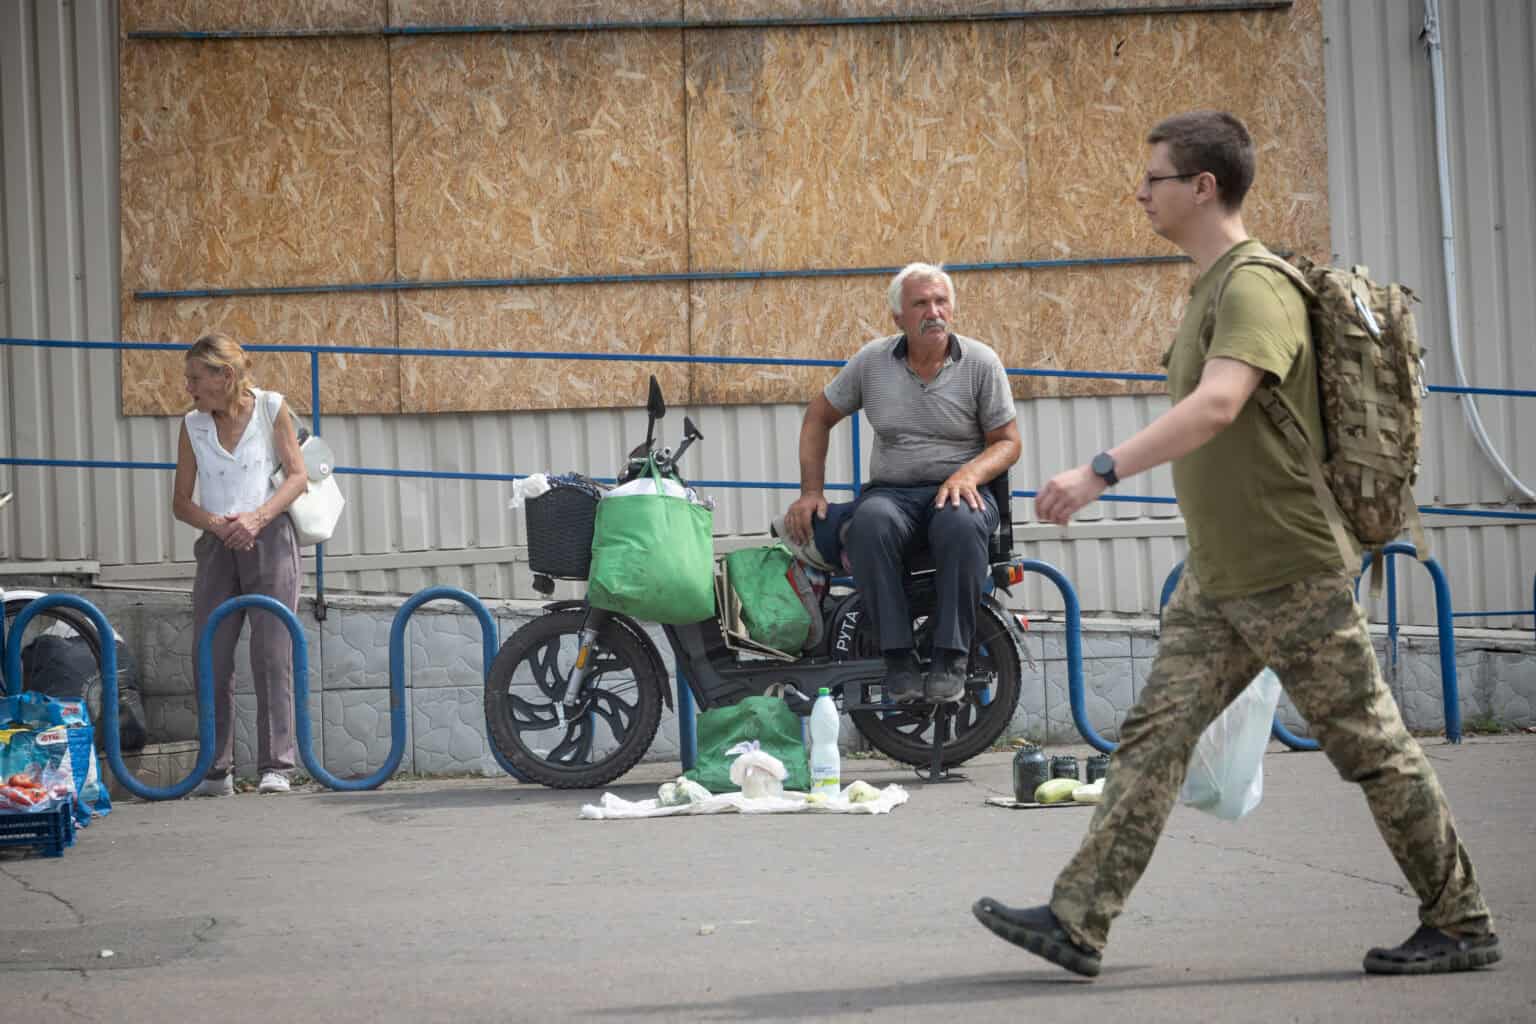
[484,609,664,789]
[849,599,1022,769]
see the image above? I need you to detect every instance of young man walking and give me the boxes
[973,110,1500,978]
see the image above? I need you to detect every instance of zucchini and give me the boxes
[1034,778,1080,804]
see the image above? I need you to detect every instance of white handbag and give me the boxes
[264,397,344,547]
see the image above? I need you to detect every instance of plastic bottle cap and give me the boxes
[818,687,830,695]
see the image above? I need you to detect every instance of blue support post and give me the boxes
[4,594,217,800]
[677,668,697,771]
[1386,555,1400,685]
[1157,560,1320,751]
[310,349,328,622]
[850,414,862,498]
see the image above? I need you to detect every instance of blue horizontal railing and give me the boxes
[130,255,1193,302]
[125,4,1293,41]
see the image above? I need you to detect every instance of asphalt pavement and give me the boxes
[2,736,1533,1023]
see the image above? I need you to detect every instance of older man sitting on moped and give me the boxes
[777,263,1021,704]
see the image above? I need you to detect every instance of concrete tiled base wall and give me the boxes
[21,589,1535,778]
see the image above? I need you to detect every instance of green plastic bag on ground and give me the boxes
[587,459,716,625]
[725,544,812,653]
[683,696,811,794]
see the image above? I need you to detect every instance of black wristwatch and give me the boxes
[1091,452,1119,487]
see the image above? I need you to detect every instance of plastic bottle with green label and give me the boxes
[809,688,841,798]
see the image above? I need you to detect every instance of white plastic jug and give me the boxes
[809,688,841,798]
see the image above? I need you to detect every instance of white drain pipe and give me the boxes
[1422,0,1536,501]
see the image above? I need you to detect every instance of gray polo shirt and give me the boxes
[824,333,1016,486]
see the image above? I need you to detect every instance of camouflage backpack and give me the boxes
[1202,252,1429,592]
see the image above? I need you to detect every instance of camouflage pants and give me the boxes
[1049,570,1492,952]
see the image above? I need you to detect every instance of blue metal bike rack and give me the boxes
[1356,542,1462,744]
[4,593,218,800]
[394,586,528,783]
[1158,544,1465,748]
[1015,559,1107,754]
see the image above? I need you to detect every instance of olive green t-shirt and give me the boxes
[1164,239,1345,598]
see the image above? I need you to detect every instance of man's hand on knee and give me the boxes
[786,491,829,543]
[935,470,984,511]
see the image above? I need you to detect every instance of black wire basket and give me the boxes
[525,483,601,580]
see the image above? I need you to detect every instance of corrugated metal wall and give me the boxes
[1,0,128,567]
[2,0,1531,630]
[1322,0,1535,630]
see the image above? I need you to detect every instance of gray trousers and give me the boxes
[1049,570,1493,951]
[843,484,998,655]
[192,517,301,778]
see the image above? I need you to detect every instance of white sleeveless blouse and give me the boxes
[185,388,281,517]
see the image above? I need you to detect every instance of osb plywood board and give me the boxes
[396,284,690,413]
[1005,262,1190,398]
[690,263,1188,404]
[1025,0,1326,260]
[119,38,394,292]
[392,1,681,24]
[685,22,1031,271]
[690,275,899,405]
[122,0,386,32]
[120,291,398,416]
[391,32,688,281]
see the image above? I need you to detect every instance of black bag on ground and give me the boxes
[21,634,148,752]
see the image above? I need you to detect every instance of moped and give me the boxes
[483,379,1027,788]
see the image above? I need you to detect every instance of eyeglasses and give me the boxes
[1143,172,1198,187]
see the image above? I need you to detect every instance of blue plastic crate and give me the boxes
[0,802,75,858]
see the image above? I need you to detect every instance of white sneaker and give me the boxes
[257,772,291,794]
[192,774,234,798]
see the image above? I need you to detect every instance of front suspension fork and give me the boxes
[552,607,613,727]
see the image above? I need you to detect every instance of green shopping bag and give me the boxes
[587,458,716,625]
[683,696,811,794]
[725,544,811,653]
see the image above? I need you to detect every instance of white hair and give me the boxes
[887,262,955,315]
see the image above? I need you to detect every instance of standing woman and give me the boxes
[172,333,308,796]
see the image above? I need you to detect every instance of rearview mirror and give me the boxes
[647,376,666,421]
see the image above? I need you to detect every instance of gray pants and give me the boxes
[1049,570,1493,951]
[192,517,301,778]
[843,484,998,655]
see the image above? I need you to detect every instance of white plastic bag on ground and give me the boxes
[726,740,787,800]
[1180,667,1283,820]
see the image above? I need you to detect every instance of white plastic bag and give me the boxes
[507,473,551,509]
[726,740,787,800]
[606,475,688,499]
[1180,668,1283,820]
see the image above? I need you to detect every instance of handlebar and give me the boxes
[618,416,705,485]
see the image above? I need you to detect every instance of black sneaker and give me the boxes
[972,898,1102,978]
[925,652,968,703]
[884,653,924,703]
[1363,926,1501,975]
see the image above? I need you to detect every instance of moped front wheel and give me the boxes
[484,609,664,789]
